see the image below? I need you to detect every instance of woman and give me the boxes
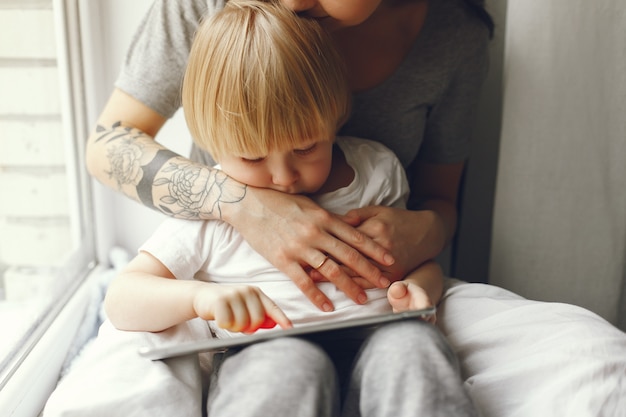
[86,0,492,312]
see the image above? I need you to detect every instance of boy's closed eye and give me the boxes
[240,143,319,164]
[241,156,265,164]
[294,143,318,156]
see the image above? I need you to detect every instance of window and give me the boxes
[0,0,95,396]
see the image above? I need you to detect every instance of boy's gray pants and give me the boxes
[206,320,477,417]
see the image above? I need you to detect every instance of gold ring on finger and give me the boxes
[314,256,329,270]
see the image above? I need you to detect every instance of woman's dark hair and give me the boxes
[463,0,495,38]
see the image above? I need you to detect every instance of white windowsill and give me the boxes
[0,265,103,417]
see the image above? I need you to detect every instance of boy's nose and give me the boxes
[271,163,299,187]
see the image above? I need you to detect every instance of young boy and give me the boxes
[101,2,476,416]
[104,0,442,336]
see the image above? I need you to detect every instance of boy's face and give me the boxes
[218,138,334,195]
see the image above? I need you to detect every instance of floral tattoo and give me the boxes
[97,122,146,188]
[97,122,246,219]
[155,162,246,219]
[106,139,143,187]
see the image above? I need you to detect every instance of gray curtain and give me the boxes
[489,0,626,329]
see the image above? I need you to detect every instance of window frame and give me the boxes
[0,0,97,414]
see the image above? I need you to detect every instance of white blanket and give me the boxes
[438,279,626,417]
[44,318,213,417]
[43,279,626,417]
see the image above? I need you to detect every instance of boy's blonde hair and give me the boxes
[182,0,351,161]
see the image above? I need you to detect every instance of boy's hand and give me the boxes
[387,281,436,324]
[194,285,292,333]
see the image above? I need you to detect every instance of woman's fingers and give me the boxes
[319,216,394,287]
[282,263,337,311]
[314,257,370,305]
[303,225,391,291]
[343,206,441,283]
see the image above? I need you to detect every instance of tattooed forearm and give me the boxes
[105,139,144,188]
[97,121,246,220]
[96,121,143,143]
[137,149,180,210]
[96,122,145,186]
[154,162,247,219]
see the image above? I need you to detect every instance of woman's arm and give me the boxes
[104,251,292,333]
[86,89,247,218]
[344,161,464,281]
[88,89,394,310]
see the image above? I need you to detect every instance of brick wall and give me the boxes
[0,3,72,301]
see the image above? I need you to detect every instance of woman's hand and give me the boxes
[341,205,449,282]
[225,187,396,312]
[194,284,292,333]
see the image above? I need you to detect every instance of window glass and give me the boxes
[0,0,95,387]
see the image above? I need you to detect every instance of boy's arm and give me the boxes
[104,252,291,333]
[387,260,443,322]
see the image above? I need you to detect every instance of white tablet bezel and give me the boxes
[138,307,436,360]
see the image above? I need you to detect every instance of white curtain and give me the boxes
[489,1,626,329]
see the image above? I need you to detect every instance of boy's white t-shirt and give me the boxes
[140,136,409,338]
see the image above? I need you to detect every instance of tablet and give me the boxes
[138,307,436,360]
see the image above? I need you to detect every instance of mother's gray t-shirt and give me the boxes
[116,0,489,171]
